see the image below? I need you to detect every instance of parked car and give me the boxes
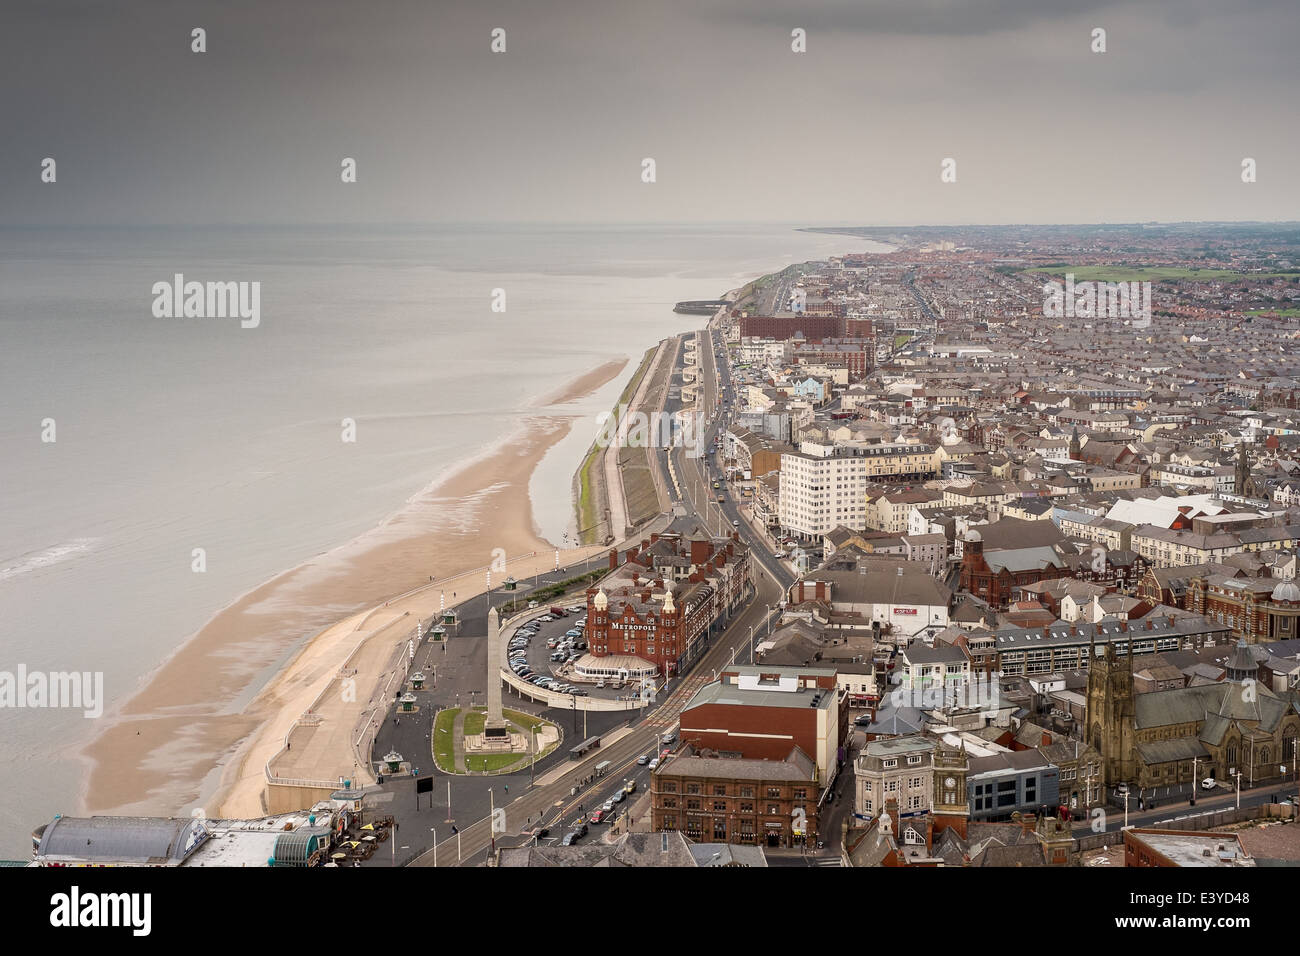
[648,758,660,770]
[1201,778,1218,790]
[566,605,584,613]
[596,680,606,689]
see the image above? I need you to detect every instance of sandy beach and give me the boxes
[79,358,628,819]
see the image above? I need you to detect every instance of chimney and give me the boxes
[1119,620,1128,633]
[1146,619,1153,630]
[609,549,618,570]
[1069,624,1077,636]
[1042,625,1050,638]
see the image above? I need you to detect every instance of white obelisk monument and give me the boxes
[484,606,508,737]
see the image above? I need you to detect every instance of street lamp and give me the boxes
[430,827,437,868]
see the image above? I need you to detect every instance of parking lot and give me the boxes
[504,604,646,703]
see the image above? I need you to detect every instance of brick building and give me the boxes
[582,532,752,678]
[678,664,846,785]
[650,746,820,848]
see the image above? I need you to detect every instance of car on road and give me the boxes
[623,780,637,794]
[560,831,581,846]
[589,810,606,824]
[602,800,614,813]
[612,790,626,804]
[648,758,660,770]
[637,753,649,765]
[566,605,584,613]
[1201,777,1218,790]
[854,714,873,727]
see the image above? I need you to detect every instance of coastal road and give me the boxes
[406,313,801,865]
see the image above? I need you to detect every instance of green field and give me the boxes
[1025,265,1300,282]
[1247,307,1300,317]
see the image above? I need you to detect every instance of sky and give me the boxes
[2,0,1298,226]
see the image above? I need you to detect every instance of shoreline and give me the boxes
[78,358,628,820]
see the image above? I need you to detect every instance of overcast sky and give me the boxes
[2,0,1297,226]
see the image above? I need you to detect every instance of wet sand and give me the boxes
[80,358,627,818]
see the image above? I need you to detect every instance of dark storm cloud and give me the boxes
[0,0,1296,225]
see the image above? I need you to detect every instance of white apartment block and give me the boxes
[778,449,868,539]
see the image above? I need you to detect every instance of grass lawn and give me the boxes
[461,707,488,737]
[432,708,458,771]
[1247,307,1300,317]
[505,709,545,732]
[460,752,529,773]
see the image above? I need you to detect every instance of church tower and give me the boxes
[1235,440,1253,496]
[1069,426,1081,461]
[1084,641,1137,788]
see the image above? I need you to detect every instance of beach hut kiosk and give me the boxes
[503,576,518,591]
[382,750,404,774]
[399,692,417,712]
[410,671,426,690]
